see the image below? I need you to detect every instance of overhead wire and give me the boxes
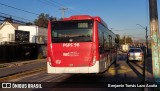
[49,0,83,14]
[48,0,76,15]
[37,0,81,15]
[38,0,59,8]
[0,2,39,16]
[0,12,34,22]
[0,1,50,24]
[49,0,81,14]
[0,15,28,24]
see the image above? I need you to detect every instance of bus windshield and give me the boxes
[51,20,93,43]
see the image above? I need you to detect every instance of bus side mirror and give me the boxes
[115,34,120,44]
[115,37,119,43]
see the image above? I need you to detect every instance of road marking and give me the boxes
[108,66,132,75]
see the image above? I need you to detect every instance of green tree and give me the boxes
[26,22,33,25]
[120,35,133,44]
[4,17,13,22]
[49,16,57,21]
[59,18,63,21]
[126,36,133,44]
[34,13,57,28]
[116,34,120,39]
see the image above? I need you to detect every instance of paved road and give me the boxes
[0,52,154,91]
[0,59,46,77]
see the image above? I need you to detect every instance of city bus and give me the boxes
[47,15,119,73]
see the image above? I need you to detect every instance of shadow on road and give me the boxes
[146,56,153,75]
[24,52,154,91]
[31,62,148,91]
[45,63,144,88]
[126,61,143,82]
[130,61,144,70]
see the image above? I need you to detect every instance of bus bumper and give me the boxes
[47,61,102,73]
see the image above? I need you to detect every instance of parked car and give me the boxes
[127,48,144,62]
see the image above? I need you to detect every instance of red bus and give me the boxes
[47,15,119,73]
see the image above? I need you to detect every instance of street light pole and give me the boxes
[145,26,148,57]
[136,24,148,57]
[125,33,126,44]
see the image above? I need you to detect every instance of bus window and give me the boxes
[109,35,112,48]
[51,20,93,43]
[98,31,104,54]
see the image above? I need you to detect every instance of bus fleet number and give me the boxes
[63,43,80,47]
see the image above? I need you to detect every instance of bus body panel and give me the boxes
[47,15,117,73]
[50,42,95,67]
[47,57,108,73]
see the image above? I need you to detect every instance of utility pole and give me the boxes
[59,8,68,19]
[149,0,160,81]
[136,24,148,57]
[125,33,126,44]
[145,27,148,57]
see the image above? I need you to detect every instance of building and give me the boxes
[0,21,47,44]
[18,26,47,44]
[0,21,19,43]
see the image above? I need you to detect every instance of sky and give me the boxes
[0,0,160,41]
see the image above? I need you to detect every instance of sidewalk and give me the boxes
[0,59,46,78]
[145,56,153,82]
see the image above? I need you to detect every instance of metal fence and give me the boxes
[0,43,46,63]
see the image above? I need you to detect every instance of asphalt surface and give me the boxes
[0,59,46,77]
[0,51,155,91]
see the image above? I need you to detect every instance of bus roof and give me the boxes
[63,15,108,28]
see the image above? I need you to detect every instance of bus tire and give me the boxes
[127,59,129,63]
[113,56,117,64]
[98,70,107,74]
[107,55,111,67]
